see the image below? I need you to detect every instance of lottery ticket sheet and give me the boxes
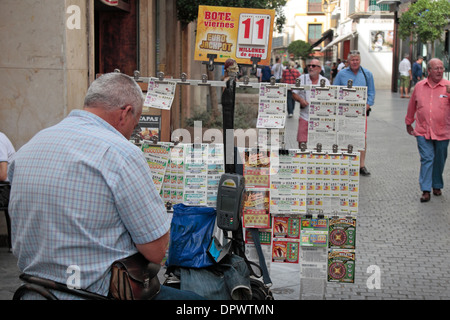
[300,217,328,247]
[242,148,271,188]
[327,249,356,283]
[257,83,288,129]
[271,217,301,264]
[328,217,357,250]
[144,78,177,111]
[242,189,271,228]
[206,144,225,207]
[142,142,172,194]
[299,247,327,300]
[307,85,367,151]
[270,150,307,215]
[153,143,224,207]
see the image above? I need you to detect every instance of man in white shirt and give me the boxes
[337,59,346,72]
[0,132,15,182]
[271,57,284,83]
[292,58,330,148]
[399,53,412,98]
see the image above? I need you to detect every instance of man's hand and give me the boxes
[406,124,415,136]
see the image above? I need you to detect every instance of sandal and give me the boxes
[420,191,430,202]
[433,188,442,196]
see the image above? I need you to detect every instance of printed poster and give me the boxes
[195,6,275,66]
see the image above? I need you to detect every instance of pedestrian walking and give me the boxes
[412,55,424,87]
[405,58,450,203]
[399,53,412,98]
[271,57,284,83]
[292,58,330,148]
[333,50,375,176]
[282,61,301,118]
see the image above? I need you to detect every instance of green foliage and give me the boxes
[398,0,450,44]
[185,102,257,129]
[287,40,313,61]
[176,0,287,32]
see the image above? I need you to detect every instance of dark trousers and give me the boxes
[287,91,295,115]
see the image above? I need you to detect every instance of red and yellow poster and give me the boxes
[195,6,275,66]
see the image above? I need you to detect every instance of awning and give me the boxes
[96,0,130,12]
[100,0,118,5]
[321,32,357,52]
[310,29,334,49]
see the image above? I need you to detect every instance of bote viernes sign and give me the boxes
[195,6,275,66]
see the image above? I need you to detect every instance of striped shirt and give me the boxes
[8,109,171,298]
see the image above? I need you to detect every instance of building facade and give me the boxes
[0,0,205,150]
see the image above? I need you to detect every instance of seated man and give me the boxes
[8,73,202,300]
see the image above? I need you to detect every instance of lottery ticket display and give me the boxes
[143,143,225,208]
[257,83,288,129]
[307,85,367,151]
[144,78,177,111]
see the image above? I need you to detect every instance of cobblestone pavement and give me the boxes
[270,89,450,300]
[1,90,449,300]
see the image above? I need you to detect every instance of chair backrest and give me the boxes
[13,274,110,300]
[0,182,10,209]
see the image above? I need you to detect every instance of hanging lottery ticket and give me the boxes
[144,78,177,111]
[257,83,288,129]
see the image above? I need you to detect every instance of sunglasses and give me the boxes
[307,64,320,68]
[349,50,360,55]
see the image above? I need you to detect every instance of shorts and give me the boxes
[297,118,308,143]
[400,75,410,88]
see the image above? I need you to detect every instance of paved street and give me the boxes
[1,89,450,300]
[270,89,450,300]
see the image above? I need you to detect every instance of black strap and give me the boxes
[360,67,368,87]
[249,228,272,286]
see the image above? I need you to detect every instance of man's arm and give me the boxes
[136,232,170,265]
[366,71,376,107]
[0,162,7,181]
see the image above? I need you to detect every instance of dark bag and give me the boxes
[0,182,11,208]
[109,252,161,300]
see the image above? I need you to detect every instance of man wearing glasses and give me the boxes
[333,50,376,177]
[405,58,450,203]
[292,58,330,148]
[8,73,203,300]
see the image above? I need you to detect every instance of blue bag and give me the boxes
[167,204,217,268]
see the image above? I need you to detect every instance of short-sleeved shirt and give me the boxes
[399,58,411,77]
[333,67,376,106]
[0,132,15,164]
[293,74,330,121]
[0,132,15,182]
[8,109,171,298]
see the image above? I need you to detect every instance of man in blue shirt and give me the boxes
[333,50,376,176]
[8,73,203,300]
[412,56,424,86]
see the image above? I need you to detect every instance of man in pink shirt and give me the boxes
[405,58,450,202]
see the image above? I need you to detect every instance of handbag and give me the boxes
[109,252,161,300]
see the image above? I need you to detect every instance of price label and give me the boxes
[236,14,271,60]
